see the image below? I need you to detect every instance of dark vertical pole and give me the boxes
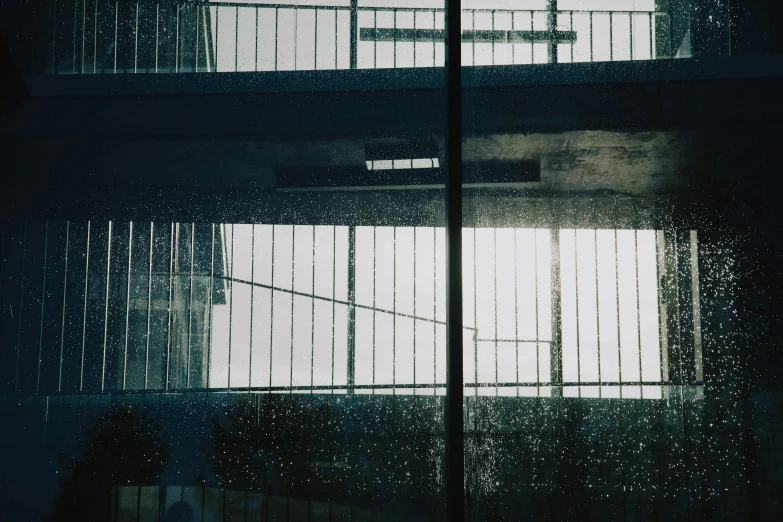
[547,0,557,63]
[349,0,358,69]
[445,0,464,520]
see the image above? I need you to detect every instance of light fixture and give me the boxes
[365,137,439,172]
[366,158,440,171]
[276,158,539,191]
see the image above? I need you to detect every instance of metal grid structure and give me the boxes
[0,220,703,399]
[36,0,688,74]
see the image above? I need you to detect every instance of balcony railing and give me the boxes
[38,1,691,75]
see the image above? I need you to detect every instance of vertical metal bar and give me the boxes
[569,11,573,62]
[58,221,70,392]
[227,225,234,388]
[206,224,215,388]
[655,230,669,386]
[413,227,417,390]
[315,10,319,70]
[268,225,275,391]
[472,228,477,389]
[144,223,153,389]
[373,10,376,69]
[175,5,180,73]
[513,229,519,396]
[310,226,315,393]
[36,222,49,394]
[690,231,703,382]
[122,222,133,390]
[472,10,475,66]
[101,222,112,391]
[187,223,195,388]
[92,0,98,74]
[289,226,295,391]
[349,0,358,69]
[432,9,436,67]
[274,8,278,71]
[534,229,540,393]
[529,10,533,63]
[511,11,515,64]
[155,4,159,73]
[550,228,562,395]
[593,230,601,396]
[614,229,623,390]
[135,2,140,73]
[331,226,336,392]
[235,6,239,72]
[255,7,259,71]
[347,226,356,393]
[71,1,79,74]
[546,0,557,63]
[629,12,633,60]
[589,12,593,62]
[434,227,438,388]
[634,231,643,389]
[392,227,397,391]
[413,9,416,68]
[114,1,118,73]
[214,6,219,72]
[294,6,300,71]
[445,0,464,517]
[81,0,85,73]
[573,230,581,396]
[196,5,201,73]
[165,223,174,390]
[135,484,142,521]
[248,224,255,389]
[491,10,495,66]
[609,11,613,61]
[203,7,212,72]
[372,227,376,391]
[72,1,77,74]
[649,12,654,59]
[393,8,397,69]
[51,0,57,74]
[493,228,498,394]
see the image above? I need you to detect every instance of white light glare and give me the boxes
[366,158,440,171]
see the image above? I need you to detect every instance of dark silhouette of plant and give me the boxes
[49,405,170,521]
[208,395,335,495]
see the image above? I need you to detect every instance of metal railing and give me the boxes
[42,1,690,74]
[2,219,702,400]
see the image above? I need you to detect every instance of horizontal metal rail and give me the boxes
[4,381,702,399]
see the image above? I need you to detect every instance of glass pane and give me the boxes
[3,1,783,521]
[0,2,447,521]
[459,1,778,519]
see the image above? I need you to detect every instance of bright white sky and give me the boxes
[208,225,663,399]
[205,0,675,72]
